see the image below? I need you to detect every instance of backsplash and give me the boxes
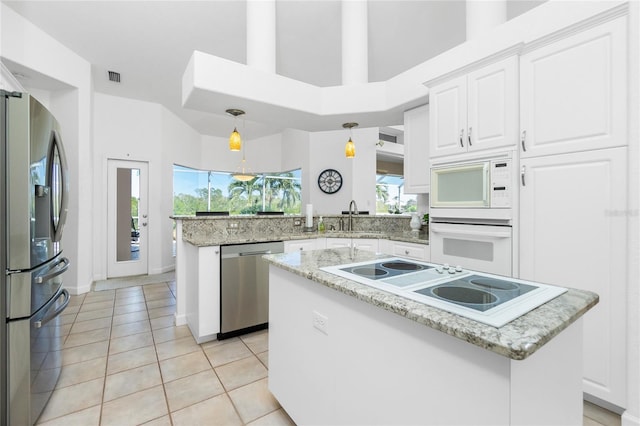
[175,214,415,244]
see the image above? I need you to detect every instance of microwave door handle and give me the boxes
[484,164,489,205]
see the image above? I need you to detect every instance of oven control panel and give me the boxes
[490,159,511,208]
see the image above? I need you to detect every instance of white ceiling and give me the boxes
[3,0,544,138]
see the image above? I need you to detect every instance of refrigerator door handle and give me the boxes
[34,289,70,329]
[34,257,69,284]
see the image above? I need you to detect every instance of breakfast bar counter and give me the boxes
[263,248,598,425]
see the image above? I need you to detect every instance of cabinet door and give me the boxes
[403,104,430,193]
[390,241,429,261]
[284,239,316,253]
[467,56,518,152]
[429,75,467,158]
[519,147,627,406]
[520,17,626,158]
[325,238,378,253]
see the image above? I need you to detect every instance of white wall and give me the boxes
[92,93,202,279]
[2,4,93,295]
[309,127,377,215]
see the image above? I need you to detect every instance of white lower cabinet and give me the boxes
[284,239,317,253]
[386,240,430,261]
[519,147,627,407]
[325,238,378,253]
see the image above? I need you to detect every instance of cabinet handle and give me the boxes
[468,127,472,146]
[299,247,304,251]
[521,130,527,152]
[521,165,526,186]
[405,250,410,255]
[459,129,464,147]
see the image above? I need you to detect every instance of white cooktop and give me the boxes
[320,258,567,327]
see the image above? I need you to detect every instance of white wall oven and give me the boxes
[430,152,515,277]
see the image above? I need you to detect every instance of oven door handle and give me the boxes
[430,224,512,239]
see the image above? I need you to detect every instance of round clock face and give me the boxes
[318,169,343,194]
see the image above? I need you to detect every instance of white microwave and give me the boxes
[431,157,512,208]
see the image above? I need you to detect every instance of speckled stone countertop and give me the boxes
[263,247,599,361]
[173,215,428,246]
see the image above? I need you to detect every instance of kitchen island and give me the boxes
[263,248,598,425]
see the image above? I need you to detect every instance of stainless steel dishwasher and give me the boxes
[219,241,284,339]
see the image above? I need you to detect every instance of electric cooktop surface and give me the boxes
[321,258,566,327]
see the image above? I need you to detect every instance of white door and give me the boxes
[519,147,627,406]
[107,160,149,278]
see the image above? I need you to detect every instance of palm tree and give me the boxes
[228,177,262,213]
[277,174,302,212]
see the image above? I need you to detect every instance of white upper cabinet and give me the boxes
[403,104,430,193]
[519,16,627,158]
[429,56,519,158]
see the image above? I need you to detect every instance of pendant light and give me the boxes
[343,122,358,158]
[231,149,255,182]
[226,108,245,151]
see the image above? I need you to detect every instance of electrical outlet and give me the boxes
[293,219,302,226]
[228,222,239,229]
[312,310,328,335]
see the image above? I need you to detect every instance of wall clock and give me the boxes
[318,169,343,194]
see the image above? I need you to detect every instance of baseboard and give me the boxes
[623,412,640,426]
[149,265,176,275]
[174,312,187,327]
[66,282,92,295]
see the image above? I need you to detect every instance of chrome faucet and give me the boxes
[348,199,359,232]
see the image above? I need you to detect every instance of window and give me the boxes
[375,174,417,214]
[173,165,302,215]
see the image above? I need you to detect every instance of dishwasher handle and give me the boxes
[239,250,272,257]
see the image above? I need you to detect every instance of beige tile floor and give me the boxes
[35,275,621,426]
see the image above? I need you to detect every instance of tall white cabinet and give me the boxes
[403,104,430,193]
[518,15,628,408]
[428,56,519,158]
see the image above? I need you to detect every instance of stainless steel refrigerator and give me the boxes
[1,91,71,426]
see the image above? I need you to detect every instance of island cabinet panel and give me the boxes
[324,237,378,253]
[269,267,584,425]
[403,104,430,193]
[519,147,627,407]
[519,16,627,158]
[184,245,220,343]
[429,56,518,158]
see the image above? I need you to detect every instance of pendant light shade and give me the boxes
[229,127,241,151]
[345,137,355,158]
[226,108,245,151]
[342,122,358,158]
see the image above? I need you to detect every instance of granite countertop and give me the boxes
[263,247,598,361]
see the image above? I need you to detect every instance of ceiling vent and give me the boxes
[108,71,121,83]
[379,133,397,144]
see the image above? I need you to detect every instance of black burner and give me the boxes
[430,286,498,305]
[380,261,426,271]
[351,267,389,278]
